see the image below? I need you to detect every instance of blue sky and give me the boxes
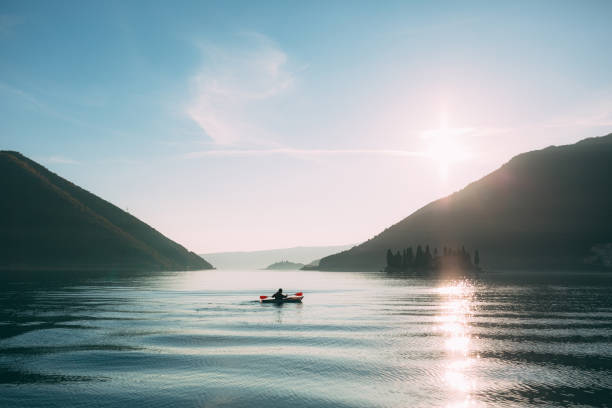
[2,1,612,252]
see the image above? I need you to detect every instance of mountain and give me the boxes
[201,244,352,270]
[264,261,305,270]
[0,151,213,272]
[317,134,612,271]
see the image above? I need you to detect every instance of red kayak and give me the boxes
[259,292,303,303]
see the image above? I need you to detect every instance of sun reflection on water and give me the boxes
[435,280,479,407]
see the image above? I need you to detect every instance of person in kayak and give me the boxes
[272,288,287,301]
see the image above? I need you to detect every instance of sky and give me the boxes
[1,0,612,252]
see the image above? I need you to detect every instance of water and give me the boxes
[1,270,611,407]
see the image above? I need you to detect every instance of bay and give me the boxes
[1,270,611,407]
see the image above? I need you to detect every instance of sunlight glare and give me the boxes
[421,126,473,179]
[435,280,479,406]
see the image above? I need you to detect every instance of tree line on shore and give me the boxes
[385,245,480,272]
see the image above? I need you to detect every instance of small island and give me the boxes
[385,245,481,274]
[264,261,305,270]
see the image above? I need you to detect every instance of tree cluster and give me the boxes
[385,245,480,272]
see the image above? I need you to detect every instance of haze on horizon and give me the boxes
[1,1,611,253]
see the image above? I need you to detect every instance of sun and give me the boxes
[421,126,473,178]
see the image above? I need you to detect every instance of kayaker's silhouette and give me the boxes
[272,288,287,301]
[259,290,303,303]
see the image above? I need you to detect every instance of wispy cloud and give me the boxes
[0,82,45,110]
[543,96,612,129]
[184,148,426,158]
[0,82,140,140]
[0,82,91,128]
[41,156,81,165]
[187,33,294,145]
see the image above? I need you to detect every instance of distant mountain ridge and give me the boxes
[264,261,305,270]
[317,134,612,271]
[201,244,352,270]
[0,151,213,272]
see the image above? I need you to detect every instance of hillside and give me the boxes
[318,134,612,271]
[0,151,213,272]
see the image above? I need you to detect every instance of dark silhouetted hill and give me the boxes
[0,151,213,272]
[318,134,612,271]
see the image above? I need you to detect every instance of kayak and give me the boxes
[260,295,304,304]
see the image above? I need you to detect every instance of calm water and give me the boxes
[1,270,611,407]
